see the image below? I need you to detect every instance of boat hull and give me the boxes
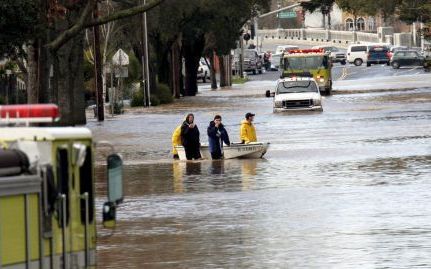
[175,142,269,160]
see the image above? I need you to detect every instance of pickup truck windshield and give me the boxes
[277,81,318,93]
[284,56,328,69]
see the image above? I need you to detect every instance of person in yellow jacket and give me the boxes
[171,125,182,159]
[240,112,257,143]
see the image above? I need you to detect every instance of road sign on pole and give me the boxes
[112,49,129,66]
[278,11,297,19]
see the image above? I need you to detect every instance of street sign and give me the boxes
[278,11,297,19]
[114,66,128,78]
[112,49,129,66]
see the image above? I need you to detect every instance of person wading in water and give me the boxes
[181,113,202,160]
[207,115,230,160]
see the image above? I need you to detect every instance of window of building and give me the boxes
[357,18,365,31]
[368,17,375,31]
[346,18,354,31]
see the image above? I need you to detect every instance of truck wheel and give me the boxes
[354,59,363,66]
[324,81,333,96]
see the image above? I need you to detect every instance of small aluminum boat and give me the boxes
[175,142,270,160]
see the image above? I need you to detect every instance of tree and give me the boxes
[301,0,336,29]
[143,0,270,96]
[0,0,41,104]
[0,0,39,57]
[42,0,163,125]
[397,0,431,41]
[398,0,431,24]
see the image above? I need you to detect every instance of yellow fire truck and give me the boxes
[0,104,123,269]
[281,48,333,95]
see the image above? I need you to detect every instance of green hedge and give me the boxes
[130,83,173,107]
[131,90,144,107]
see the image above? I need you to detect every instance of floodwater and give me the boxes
[89,85,431,268]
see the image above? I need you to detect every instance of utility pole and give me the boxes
[5,70,11,104]
[420,20,425,51]
[239,34,244,78]
[93,4,104,121]
[277,1,282,29]
[141,0,151,107]
[140,1,147,107]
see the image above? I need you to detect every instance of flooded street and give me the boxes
[90,85,431,268]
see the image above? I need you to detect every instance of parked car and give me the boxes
[275,45,300,55]
[232,49,263,75]
[366,45,390,66]
[346,44,368,66]
[424,56,431,72]
[390,50,425,69]
[265,77,323,113]
[388,46,408,60]
[312,45,346,65]
[197,58,210,82]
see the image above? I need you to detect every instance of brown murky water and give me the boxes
[89,86,431,268]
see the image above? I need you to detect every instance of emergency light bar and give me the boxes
[0,104,60,125]
[287,48,325,54]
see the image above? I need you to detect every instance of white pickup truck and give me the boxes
[266,77,323,112]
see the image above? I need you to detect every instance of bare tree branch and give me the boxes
[47,0,97,52]
[47,0,164,52]
[84,0,164,28]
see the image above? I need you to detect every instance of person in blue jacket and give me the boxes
[207,115,231,160]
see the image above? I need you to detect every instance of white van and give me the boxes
[266,77,323,112]
[346,44,368,66]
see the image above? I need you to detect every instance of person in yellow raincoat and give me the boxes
[240,112,257,144]
[171,125,182,159]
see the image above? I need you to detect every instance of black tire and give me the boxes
[392,62,400,69]
[325,80,333,96]
[366,62,371,67]
[354,58,363,66]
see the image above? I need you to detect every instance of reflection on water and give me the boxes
[95,88,431,268]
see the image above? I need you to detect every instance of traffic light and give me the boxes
[250,24,255,40]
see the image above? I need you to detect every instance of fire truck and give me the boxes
[0,104,123,269]
[281,48,333,95]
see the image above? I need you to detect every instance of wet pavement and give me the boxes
[90,79,431,268]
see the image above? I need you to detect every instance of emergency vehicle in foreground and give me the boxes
[266,77,323,112]
[281,48,333,95]
[0,104,123,269]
